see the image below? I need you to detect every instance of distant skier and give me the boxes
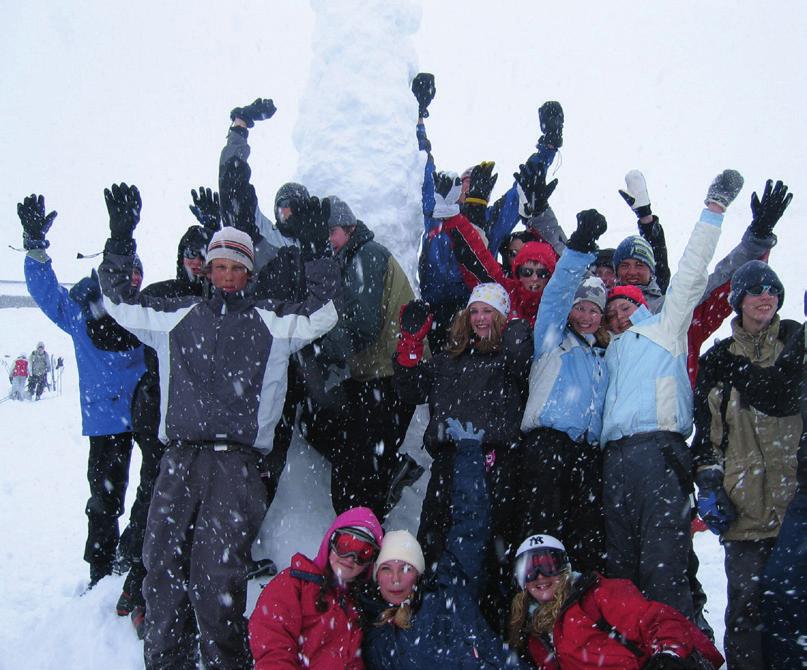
[9,354,29,400]
[27,341,51,400]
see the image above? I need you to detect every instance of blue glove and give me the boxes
[695,467,736,535]
[445,418,485,444]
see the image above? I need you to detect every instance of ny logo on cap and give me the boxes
[529,536,545,546]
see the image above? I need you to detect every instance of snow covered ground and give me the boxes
[0,305,726,669]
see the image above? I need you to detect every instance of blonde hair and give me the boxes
[445,307,507,358]
[376,601,414,630]
[507,570,571,651]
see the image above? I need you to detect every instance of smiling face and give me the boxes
[469,301,499,339]
[568,300,603,335]
[376,560,419,605]
[616,258,652,286]
[517,261,550,293]
[525,572,565,604]
[605,298,639,334]
[328,549,367,583]
[741,291,778,334]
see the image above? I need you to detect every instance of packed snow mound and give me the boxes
[294,0,425,279]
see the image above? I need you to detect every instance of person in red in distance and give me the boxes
[507,535,724,670]
[249,507,383,670]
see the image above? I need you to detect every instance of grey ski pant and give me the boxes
[142,444,267,670]
[603,431,695,618]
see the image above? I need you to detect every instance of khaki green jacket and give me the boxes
[704,315,801,541]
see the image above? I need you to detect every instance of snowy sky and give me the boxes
[2,0,806,319]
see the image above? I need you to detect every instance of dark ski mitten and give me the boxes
[104,183,141,255]
[567,209,607,253]
[411,73,436,117]
[230,98,276,128]
[749,178,793,239]
[466,162,498,206]
[538,100,564,148]
[189,187,220,231]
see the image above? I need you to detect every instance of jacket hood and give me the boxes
[175,225,213,282]
[313,506,383,571]
[337,220,374,261]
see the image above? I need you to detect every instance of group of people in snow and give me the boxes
[15,72,805,670]
[7,341,56,400]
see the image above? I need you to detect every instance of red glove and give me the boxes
[396,300,433,367]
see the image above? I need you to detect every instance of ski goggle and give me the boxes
[745,284,782,297]
[330,529,379,565]
[513,548,569,588]
[183,247,205,260]
[516,266,551,279]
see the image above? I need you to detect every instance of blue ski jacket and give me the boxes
[25,253,146,436]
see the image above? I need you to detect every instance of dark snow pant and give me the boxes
[84,433,133,578]
[117,431,166,607]
[27,373,47,399]
[301,376,414,520]
[762,490,807,669]
[142,444,267,670]
[723,538,776,670]
[519,427,605,573]
[603,431,694,618]
[418,442,521,634]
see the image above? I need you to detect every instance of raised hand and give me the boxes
[230,98,276,128]
[411,73,436,118]
[618,169,653,219]
[396,299,433,367]
[704,169,744,210]
[445,418,486,444]
[189,187,220,231]
[466,162,498,206]
[17,194,57,250]
[104,183,141,241]
[514,161,557,218]
[749,179,793,238]
[538,100,564,148]
[567,209,607,253]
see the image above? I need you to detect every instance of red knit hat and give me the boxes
[512,241,557,275]
[606,284,648,307]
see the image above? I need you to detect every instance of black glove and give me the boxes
[514,161,557,218]
[567,209,607,253]
[643,652,696,670]
[230,98,276,128]
[289,196,331,261]
[17,194,57,250]
[189,187,220,231]
[749,179,793,239]
[104,183,141,254]
[400,299,432,335]
[466,162,498,205]
[411,73,436,118]
[538,101,564,148]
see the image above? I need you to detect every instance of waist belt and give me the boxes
[177,440,251,453]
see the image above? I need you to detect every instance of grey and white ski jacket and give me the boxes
[99,251,339,453]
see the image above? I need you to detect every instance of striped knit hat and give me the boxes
[206,227,254,272]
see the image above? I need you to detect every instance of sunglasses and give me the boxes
[516,266,551,279]
[183,248,205,260]
[745,284,782,297]
[330,529,379,565]
[515,548,569,587]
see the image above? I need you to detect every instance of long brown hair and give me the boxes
[507,570,571,652]
[445,307,507,357]
[375,600,414,630]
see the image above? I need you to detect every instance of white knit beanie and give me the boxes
[467,282,510,317]
[206,227,255,272]
[373,530,425,580]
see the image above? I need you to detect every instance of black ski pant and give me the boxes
[27,373,47,399]
[301,376,414,520]
[418,441,521,634]
[603,431,695,618]
[142,443,266,670]
[119,431,166,564]
[724,538,776,670]
[84,433,133,576]
[519,427,605,573]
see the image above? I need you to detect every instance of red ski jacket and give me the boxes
[249,552,365,670]
[11,358,28,378]
[527,573,723,670]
